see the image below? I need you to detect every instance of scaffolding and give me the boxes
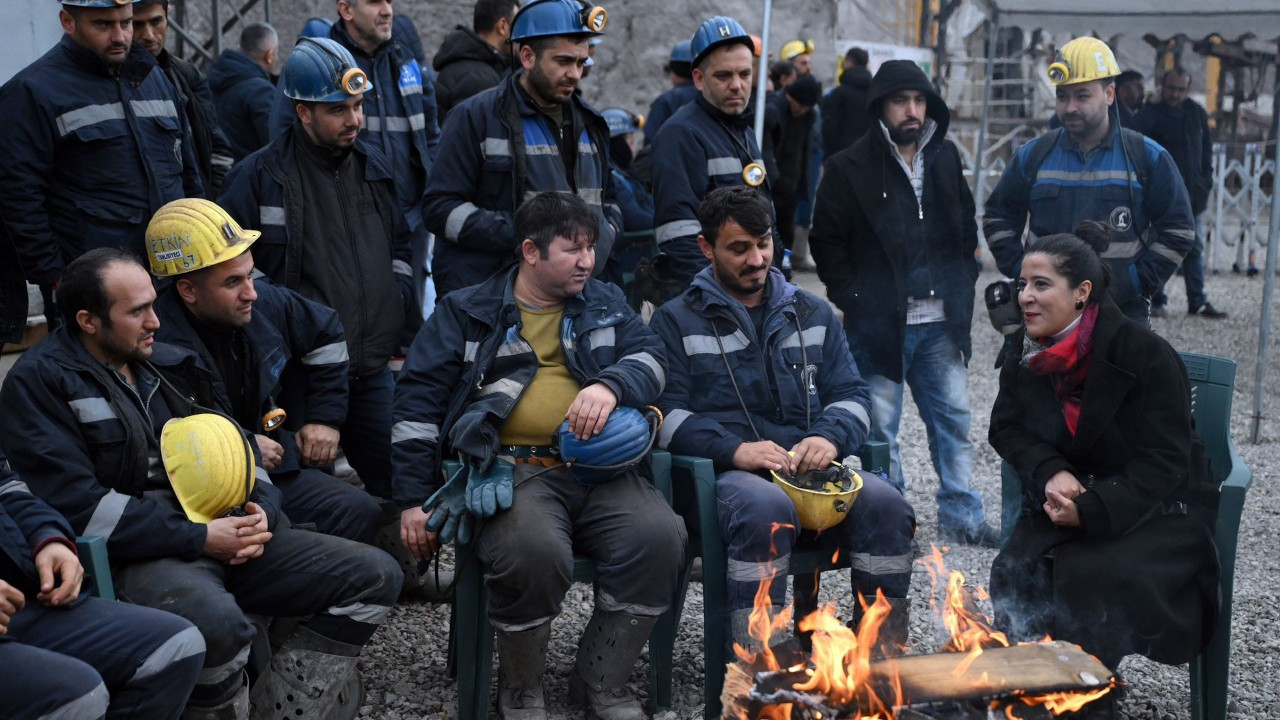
[168,0,275,69]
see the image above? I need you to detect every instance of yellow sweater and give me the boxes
[497,303,581,446]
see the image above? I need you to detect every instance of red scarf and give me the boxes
[1024,304,1099,435]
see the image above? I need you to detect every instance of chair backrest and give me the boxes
[1179,352,1236,484]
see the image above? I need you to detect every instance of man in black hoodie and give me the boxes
[433,0,517,124]
[821,46,872,157]
[810,60,998,547]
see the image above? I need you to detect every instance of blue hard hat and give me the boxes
[601,108,642,137]
[690,16,752,69]
[670,40,694,65]
[557,407,658,484]
[58,0,136,6]
[299,17,334,41]
[511,0,607,44]
[281,38,372,103]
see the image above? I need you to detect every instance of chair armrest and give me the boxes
[74,535,115,601]
[856,441,890,476]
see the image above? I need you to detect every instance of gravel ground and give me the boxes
[355,268,1280,720]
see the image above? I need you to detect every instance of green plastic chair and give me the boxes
[673,441,891,719]
[997,352,1251,720]
[448,450,679,719]
[75,536,114,600]
[1180,353,1252,720]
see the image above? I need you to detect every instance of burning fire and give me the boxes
[731,545,1114,719]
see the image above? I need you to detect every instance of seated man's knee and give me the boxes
[848,472,916,541]
[159,584,255,665]
[717,471,800,550]
[0,643,107,718]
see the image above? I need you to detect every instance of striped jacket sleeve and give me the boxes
[0,364,207,563]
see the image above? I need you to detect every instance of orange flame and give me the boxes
[920,545,1010,653]
[741,543,1111,719]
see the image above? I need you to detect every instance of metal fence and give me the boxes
[1207,143,1273,274]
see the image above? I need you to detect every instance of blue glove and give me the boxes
[423,467,474,545]
[465,458,515,518]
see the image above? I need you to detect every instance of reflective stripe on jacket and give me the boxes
[391,269,665,504]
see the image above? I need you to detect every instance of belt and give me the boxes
[498,445,560,468]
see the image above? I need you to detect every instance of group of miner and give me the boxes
[0,0,1225,718]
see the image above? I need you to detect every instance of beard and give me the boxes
[887,120,922,146]
[714,260,769,298]
[527,63,573,106]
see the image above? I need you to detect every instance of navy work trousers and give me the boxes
[0,595,205,719]
[342,369,395,499]
[715,469,916,612]
[476,465,687,631]
[113,526,401,704]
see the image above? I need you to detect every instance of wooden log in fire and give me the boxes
[724,641,1114,719]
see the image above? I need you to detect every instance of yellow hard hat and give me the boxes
[770,458,863,532]
[161,414,256,524]
[145,198,261,277]
[780,39,815,60]
[1047,37,1120,86]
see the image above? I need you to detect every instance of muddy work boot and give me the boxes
[569,609,659,720]
[848,596,911,658]
[373,516,455,602]
[496,622,553,720]
[250,627,363,720]
[182,671,250,720]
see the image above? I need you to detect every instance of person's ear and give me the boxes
[75,309,99,336]
[520,238,540,264]
[1075,279,1092,309]
[519,44,536,71]
[696,234,714,262]
[175,277,199,305]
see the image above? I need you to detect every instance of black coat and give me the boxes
[1137,99,1213,215]
[432,26,506,125]
[809,106,978,383]
[988,300,1219,666]
[207,49,275,161]
[820,67,871,157]
[0,214,25,344]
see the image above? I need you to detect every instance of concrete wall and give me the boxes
[1,3,64,83]
[184,0,914,115]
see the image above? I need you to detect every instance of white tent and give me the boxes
[970,1,1280,442]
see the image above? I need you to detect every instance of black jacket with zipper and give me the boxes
[809,75,978,383]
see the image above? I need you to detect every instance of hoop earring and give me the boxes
[1075,300,1085,310]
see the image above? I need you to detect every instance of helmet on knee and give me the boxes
[162,414,256,523]
[281,37,371,103]
[556,406,661,484]
[770,459,862,531]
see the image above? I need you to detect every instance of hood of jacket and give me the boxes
[866,59,950,140]
[840,66,871,89]
[207,49,269,94]
[686,266,797,328]
[434,25,506,72]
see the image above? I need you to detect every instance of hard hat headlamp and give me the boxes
[340,67,369,95]
[743,162,766,188]
[1048,52,1071,85]
[261,407,287,432]
[584,5,607,33]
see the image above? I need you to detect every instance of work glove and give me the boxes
[423,467,474,545]
[465,458,515,518]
